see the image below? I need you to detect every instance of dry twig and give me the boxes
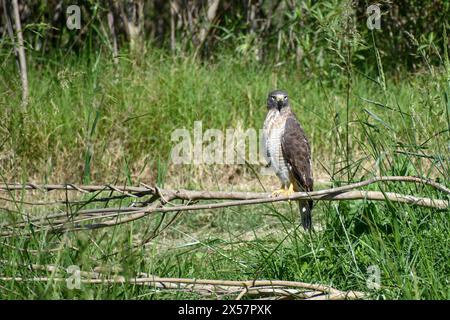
[0,274,365,300]
[0,176,448,236]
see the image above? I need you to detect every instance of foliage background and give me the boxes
[0,0,449,300]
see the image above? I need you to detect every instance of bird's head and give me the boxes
[267,90,289,111]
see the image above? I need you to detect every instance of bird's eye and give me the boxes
[284,96,287,100]
[270,96,275,100]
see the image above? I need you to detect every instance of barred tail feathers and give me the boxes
[298,200,313,231]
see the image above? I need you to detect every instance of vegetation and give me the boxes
[0,0,449,299]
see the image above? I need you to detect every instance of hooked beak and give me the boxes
[276,97,283,110]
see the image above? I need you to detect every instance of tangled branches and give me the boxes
[0,262,365,300]
[0,176,448,300]
[0,176,448,237]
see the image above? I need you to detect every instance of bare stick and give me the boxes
[194,0,220,57]
[107,0,119,64]
[11,0,29,105]
[169,0,179,52]
[1,176,447,236]
[0,275,365,300]
[1,189,446,237]
[66,189,448,231]
[1,176,448,197]
[2,0,19,71]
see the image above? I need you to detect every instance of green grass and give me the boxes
[0,48,449,299]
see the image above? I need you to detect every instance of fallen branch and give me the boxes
[59,190,450,231]
[1,176,449,200]
[0,176,446,194]
[1,189,447,237]
[0,176,448,236]
[0,275,365,300]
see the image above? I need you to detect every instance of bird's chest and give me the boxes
[266,127,283,163]
[263,112,290,176]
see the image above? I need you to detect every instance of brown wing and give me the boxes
[281,115,313,192]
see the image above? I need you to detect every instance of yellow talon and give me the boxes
[287,183,295,196]
[270,183,295,199]
[286,183,295,202]
[270,188,286,197]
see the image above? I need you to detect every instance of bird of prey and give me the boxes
[262,90,314,230]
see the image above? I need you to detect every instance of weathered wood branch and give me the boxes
[1,176,448,197]
[0,176,448,236]
[0,275,365,300]
[11,0,29,105]
[107,0,119,64]
[3,0,29,105]
[198,0,220,44]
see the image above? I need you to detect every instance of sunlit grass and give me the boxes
[0,48,448,299]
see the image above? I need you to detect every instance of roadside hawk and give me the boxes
[262,90,314,230]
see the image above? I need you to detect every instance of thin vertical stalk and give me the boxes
[10,0,29,106]
[345,3,353,183]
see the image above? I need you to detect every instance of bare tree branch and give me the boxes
[1,176,448,200]
[0,275,365,300]
[2,0,19,70]
[0,176,448,237]
[169,0,180,52]
[194,0,220,56]
[5,0,29,105]
[107,0,119,64]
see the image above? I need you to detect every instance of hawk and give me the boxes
[262,90,314,230]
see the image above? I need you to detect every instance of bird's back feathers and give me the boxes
[281,111,314,231]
